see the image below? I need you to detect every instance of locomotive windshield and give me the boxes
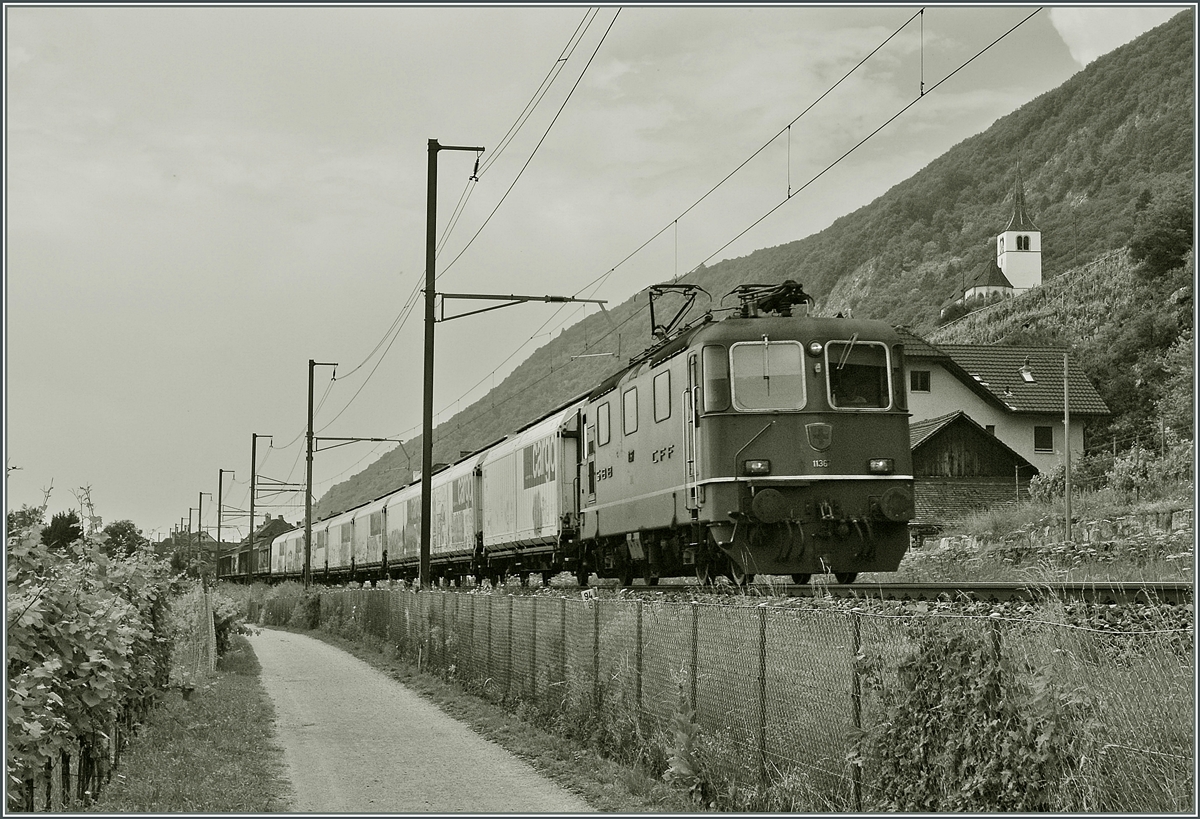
[827,340,891,408]
[730,340,806,410]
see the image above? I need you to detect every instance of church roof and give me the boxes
[966,258,1013,290]
[1004,167,1039,232]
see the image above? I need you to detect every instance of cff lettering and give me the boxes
[522,438,556,489]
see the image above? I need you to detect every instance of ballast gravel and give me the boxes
[248,628,593,813]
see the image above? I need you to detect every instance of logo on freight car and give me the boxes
[522,438,556,489]
[453,474,473,511]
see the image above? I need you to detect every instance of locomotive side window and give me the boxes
[597,402,611,446]
[730,340,805,410]
[623,387,639,434]
[653,370,671,422]
[702,345,730,411]
[827,340,891,409]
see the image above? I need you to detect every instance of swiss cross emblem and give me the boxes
[806,423,832,452]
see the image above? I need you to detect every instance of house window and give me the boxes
[1034,425,1053,452]
[597,402,611,446]
[653,370,671,422]
[623,387,638,435]
[910,370,931,393]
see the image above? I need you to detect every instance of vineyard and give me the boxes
[4,507,238,811]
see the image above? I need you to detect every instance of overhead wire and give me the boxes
[293,11,607,446]
[423,7,1044,433]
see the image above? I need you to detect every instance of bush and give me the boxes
[854,617,1095,811]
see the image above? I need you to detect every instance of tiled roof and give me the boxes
[967,258,1013,290]
[934,344,1109,415]
[894,327,951,359]
[909,410,1036,470]
[909,411,961,449]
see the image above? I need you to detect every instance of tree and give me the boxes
[1129,179,1194,278]
[41,511,83,551]
[6,505,44,536]
[101,519,150,558]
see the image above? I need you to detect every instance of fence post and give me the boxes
[852,611,863,812]
[530,596,538,701]
[507,595,514,699]
[636,599,643,717]
[593,596,601,716]
[690,601,699,714]
[757,605,767,786]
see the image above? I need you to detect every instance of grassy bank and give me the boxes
[84,634,292,813]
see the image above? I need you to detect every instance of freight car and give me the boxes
[233,280,915,587]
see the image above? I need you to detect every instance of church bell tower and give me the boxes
[996,167,1042,291]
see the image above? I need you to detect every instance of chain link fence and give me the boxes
[280,587,1192,812]
[168,586,217,695]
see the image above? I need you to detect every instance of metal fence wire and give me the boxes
[304,587,1192,812]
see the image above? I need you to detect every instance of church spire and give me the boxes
[1004,165,1039,231]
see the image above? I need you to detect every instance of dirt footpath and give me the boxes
[248,628,593,813]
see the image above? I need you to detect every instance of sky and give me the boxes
[4,3,1188,543]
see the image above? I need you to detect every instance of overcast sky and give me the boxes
[5,4,1187,542]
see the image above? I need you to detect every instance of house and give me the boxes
[909,410,1037,526]
[899,328,1110,476]
[220,514,296,577]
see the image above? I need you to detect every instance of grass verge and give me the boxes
[289,626,703,813]
[84,633,292,813]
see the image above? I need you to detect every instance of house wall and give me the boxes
[906,362,1084,474]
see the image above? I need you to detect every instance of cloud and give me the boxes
[1048,7,1183,66]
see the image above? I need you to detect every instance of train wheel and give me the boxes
[576,565,590,587]
[834,572,858,584]
[727,559,755,588]
[791,573,812,584]
[619,562,634,587]
[695,561,713,585]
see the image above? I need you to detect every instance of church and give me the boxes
[941,168,1043,318]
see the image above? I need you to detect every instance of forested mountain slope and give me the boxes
[314,10,1194,521]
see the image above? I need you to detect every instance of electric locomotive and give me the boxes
[572,280,914,585]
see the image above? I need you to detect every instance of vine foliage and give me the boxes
[852,616,1095,811]
[6,502,178,809]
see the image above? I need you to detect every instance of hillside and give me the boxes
[314,10,1194,521]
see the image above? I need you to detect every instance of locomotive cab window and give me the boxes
[827,340,891,409]
[730,340,805,410]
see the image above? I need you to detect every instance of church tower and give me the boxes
[996,167,1042,291]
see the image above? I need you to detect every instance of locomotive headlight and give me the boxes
[743,459,772,476]
[868,458,894,475]
[807,341,824,357]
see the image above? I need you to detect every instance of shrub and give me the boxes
[854,617,1095,811]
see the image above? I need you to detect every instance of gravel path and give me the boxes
[248,628,593,814]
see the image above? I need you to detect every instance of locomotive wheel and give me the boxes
[619,561,634,587]
[791,573,812,584]
[695,560,713,585]
[834,572,858,584]
[642,561,659,586]
[727,559,755,587]
[575,561,590,587]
